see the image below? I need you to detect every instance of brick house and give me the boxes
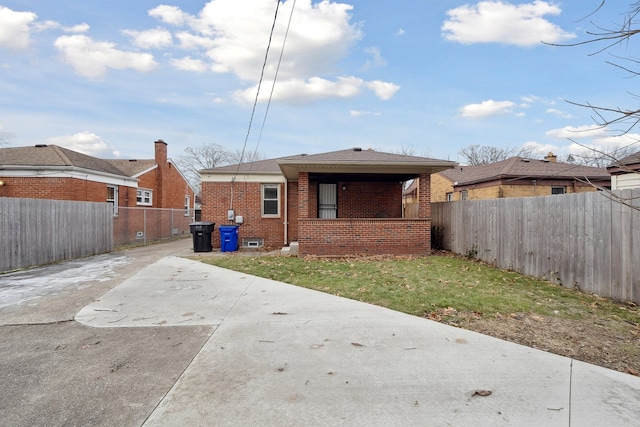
[607,151,640,190]
[0,139,194,213]
[200,148,457,256]
[429,153,611,202]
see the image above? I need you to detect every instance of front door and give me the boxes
[318,183,337,218]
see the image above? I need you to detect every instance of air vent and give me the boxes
[354,147,362,151]
[35,144,48,148]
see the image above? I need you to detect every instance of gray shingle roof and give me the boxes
[202,148,458,178]
[439,157,610,185]
[0,145,129,177]
[608,150,640,169]
[105,159,157,176]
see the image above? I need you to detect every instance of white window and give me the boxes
[107,185,118,216]
[137,189,153,206]
[460,190,468,201]
[261,184,280,217]
[446,192,453,202]
[184,195,190,216]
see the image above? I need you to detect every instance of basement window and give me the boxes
[551,187,565,195]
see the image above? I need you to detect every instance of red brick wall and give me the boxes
[287,181,299,242]
[0,177,136,205]
[336,181,402,218]
[201,180,286,249]
[298,219,431,256]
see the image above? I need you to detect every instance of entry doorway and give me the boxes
[318,183,337,218]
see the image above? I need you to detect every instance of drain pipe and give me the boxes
[283,182,288,246]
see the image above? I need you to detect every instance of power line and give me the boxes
[252,0,298,164]
[234,0,284,180]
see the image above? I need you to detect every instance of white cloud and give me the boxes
[54,35,158,78]
[546,108,573,119]
[522,141,558,154]
[47,132,121,158]
[147,0,397,103]
[175,31,217,50]
[442,1,575,47]
[363,46,387,69]
[366,80,400,100]
[350,110,380,117]
[33,20,90,34]
[148,5,192,26]
[65,23,90,33]
[122,28,173,49]
[234,75,398,104]
[171,56,208,72]
[545,124,603,139]
[546,124,640,154]
[395,28,406,36]
[0,6,37,51]
[460,99,515,118]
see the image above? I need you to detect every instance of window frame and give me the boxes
[261,183,280,218]
[184,195,190,217]
[551,186,565,195]
[460,190,468,201]
[107,185,118,216]
[136,189,153,206]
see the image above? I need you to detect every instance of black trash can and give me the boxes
[190,221,215,252]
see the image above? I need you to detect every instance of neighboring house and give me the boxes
[200,148,457,256]
[430,153,611,202]
[0,139,195,215]
[607,151,640,190]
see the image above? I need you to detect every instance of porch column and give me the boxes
[298,172,310,219]
[418,173,431,218]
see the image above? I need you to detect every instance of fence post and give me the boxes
[143,208,147,246]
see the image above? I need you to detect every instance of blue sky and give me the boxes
[1,0,638,164]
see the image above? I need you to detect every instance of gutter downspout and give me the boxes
[283,181,288,246]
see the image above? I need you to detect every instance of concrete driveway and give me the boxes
[1,238,639,426]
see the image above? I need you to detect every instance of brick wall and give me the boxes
[201,180,286,249]
[298,219,431,256]
[430,173,454,202]
[0,177,131,204]
[337,181,402,218]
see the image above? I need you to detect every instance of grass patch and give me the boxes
[196,253,640,326]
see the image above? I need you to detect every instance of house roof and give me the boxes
[0,144,129,178]
[105,159,158,177]
[607,150,640,173]
[438,157,610,186]
[201,148,458,180]
[200,157,284,175]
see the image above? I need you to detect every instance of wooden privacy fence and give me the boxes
[432,190,640,305]
[0,198,113,272]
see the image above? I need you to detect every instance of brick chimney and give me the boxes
[155,139,167,165]
[544,152,557,162]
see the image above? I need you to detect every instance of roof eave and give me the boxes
[277,160,458,180]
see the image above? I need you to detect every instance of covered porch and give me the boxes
[277,149,456,256]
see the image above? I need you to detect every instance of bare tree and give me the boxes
[547,1,640,136]
[458,144,534,165]
[228,148,266,165]
[174,143,231,195]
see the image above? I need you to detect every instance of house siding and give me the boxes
[337,181,402,218]
[201,180,286,249]
[0,177,137,206]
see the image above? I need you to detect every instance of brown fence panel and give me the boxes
[432,190,640,304]
[0,197,113,272]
